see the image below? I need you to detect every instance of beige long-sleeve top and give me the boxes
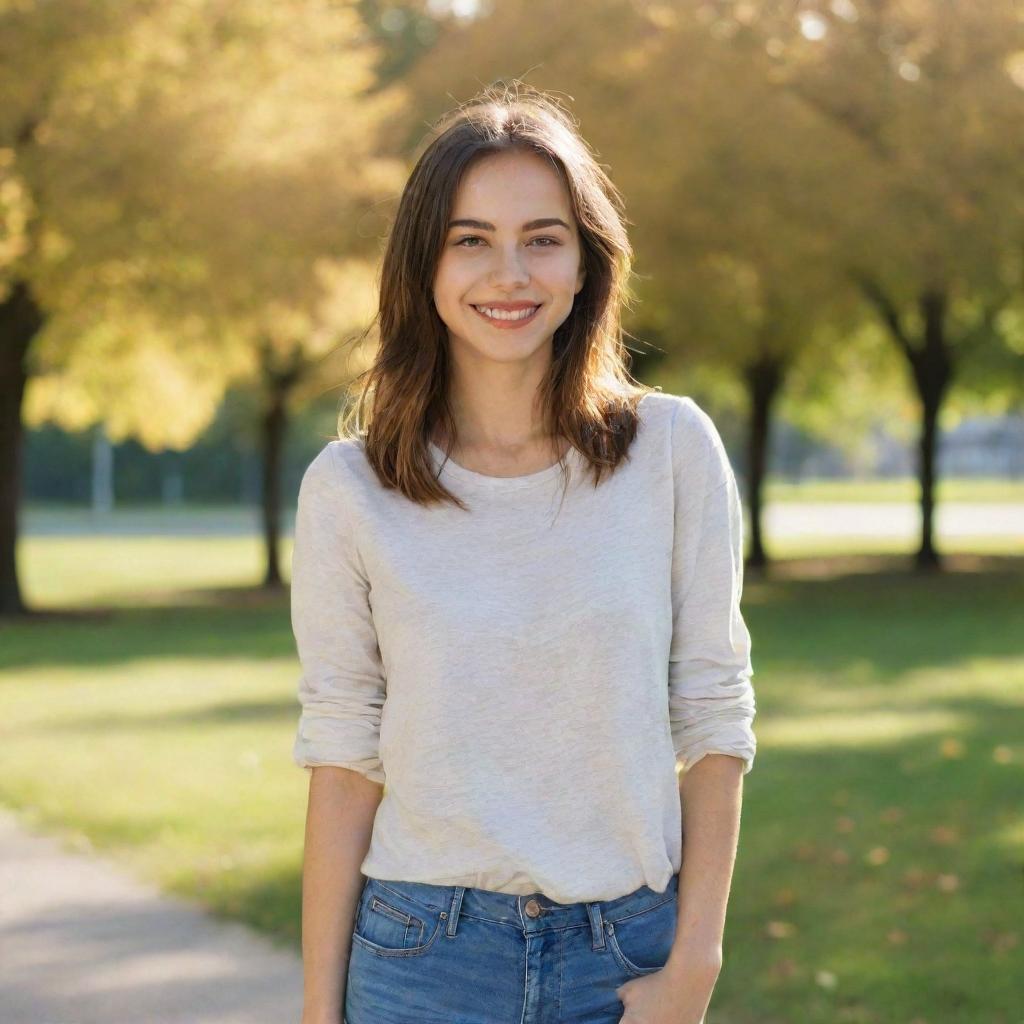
[290,390,757,904]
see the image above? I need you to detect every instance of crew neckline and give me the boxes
[426,393,657,492]
[428,438,582,491]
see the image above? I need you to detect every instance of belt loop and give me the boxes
[446,886,466,937]
[586,900,606,950]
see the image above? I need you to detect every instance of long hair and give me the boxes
[341,78,656,510]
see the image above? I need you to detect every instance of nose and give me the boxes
[488,244,530,287]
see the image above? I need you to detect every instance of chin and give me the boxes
[456,336,554,364]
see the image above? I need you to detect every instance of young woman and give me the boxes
[291,81,757,1024]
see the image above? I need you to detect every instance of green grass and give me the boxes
[1,536,1022,1021]
[721,563,1024,1023]
[17,534,270,607]
[763,477,1024,503]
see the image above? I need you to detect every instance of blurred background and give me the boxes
[1,1,1021,1022]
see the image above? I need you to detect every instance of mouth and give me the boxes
[471,303,542,329]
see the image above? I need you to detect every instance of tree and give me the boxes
[757,0,1024,569]
[1,0,406,615]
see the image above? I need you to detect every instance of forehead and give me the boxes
[452,150,573,220]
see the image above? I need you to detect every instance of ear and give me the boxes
[575,262,586,294]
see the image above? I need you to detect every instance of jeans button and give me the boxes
[525,898,542,918]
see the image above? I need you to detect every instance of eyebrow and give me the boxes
[447,217,571,232]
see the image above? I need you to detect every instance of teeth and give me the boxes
[476,305,538,321]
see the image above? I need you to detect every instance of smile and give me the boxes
[471,304,542,328]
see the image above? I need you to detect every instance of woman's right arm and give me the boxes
[289,445,390,1024]
[300,766,382,1024]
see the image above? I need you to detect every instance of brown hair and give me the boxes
[339,78,657,510]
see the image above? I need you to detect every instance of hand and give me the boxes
[616,947,721,1024]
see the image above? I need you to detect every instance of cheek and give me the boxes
[544,253,584,293]
[434,258,475,304]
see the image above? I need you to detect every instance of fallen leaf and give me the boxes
[936,873,960,892]
[940,737,965,759]
[901,866,928,888]
[768,957,799,980]
[835,815,856,833]
[866,845,890,866]
[766,920,796,939]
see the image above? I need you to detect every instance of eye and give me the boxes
[452,235,563,249]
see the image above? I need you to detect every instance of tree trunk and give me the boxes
[742,351,787,572]
[910,288,952,573]
[260,382,289,588]
[0,279,44,618]
[855,277,954,573]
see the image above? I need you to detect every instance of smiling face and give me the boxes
[432,148,586,369]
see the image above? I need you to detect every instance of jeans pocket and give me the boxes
[605,894,678,977]
[351,878,445,958]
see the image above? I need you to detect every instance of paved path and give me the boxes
[0,807,304,1024]
[763,501,1023,539]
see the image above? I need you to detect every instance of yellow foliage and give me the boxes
[7,0,407,450]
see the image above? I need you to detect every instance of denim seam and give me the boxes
[605,894,676,927]
[373,878,449,912]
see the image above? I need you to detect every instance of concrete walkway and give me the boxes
[0,807,304,1024]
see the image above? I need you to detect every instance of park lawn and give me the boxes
[1,537,1022,1022]
[763,477,1024,504]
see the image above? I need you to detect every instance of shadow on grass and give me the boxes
[746,553,1024,675]
[0,584,294,670]
[2,553,1022,675]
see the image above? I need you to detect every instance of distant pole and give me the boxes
[92,423,113,515]
[161,450,184,505]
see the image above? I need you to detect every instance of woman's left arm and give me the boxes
[667,752,745,987]
[616,756,745,1024]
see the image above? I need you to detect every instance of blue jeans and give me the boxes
[344,872,680,1024]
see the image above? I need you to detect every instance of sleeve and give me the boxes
[667,398,757,776]
[289,443,387,784]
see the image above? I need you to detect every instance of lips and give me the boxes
[471,303,542,328]
[472,302,541,311]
